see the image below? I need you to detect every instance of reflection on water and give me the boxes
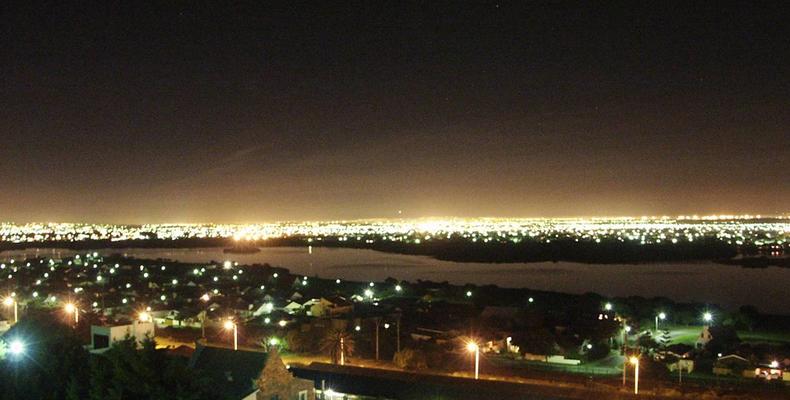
[2,246,788,314]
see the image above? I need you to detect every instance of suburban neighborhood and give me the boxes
[1,252,789,399]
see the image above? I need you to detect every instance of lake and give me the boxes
[2,246,788,314]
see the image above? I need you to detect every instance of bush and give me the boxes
[393,348,428,370]
[584,341,610,361]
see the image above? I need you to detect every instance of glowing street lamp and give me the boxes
[138,311,151,322]
[656,312,666,331]
[9,339,25,356]
[604,302,613,311]
[224,319,238,350]
[622,324,631,386]
[703,312,713,324]
[64,302,79,324]
[466,341,480,379]
[629,356,640,394]
[3,296,17,323]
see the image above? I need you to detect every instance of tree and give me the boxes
[393,348,428,370]
[285,330,311,353]
[659,329,671,350]
[320,329,354,364]
[511,328,556,355]
[89,337,214,400]
[584,341,611,361]
[0,311,90,400]
[637,332,658,353]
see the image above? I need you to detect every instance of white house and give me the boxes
[284,301,303,314]
[89,320,155,353]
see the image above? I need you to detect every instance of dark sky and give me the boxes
[1,2,788,223]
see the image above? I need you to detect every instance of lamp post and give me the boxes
[3,297,17,323]
[200,293,210,338]
[340,336,345,366]
[374,318,381,361]
[396,314,401,353]
[466,342,480,380]
[656,312,666,332]
[224,320,238,350]
[703,312,713,324]
[64,303,79,324]
[629,356,640,395]
[622,324,631,386]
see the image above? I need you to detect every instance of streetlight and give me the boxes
[604,302,613,311]
[466,341,480,380]
[224,319,238,350]
[3,296,17,323]
[629,356,640,394]
[656,312,666,331]
[64,302,79,324]
[9,339,25,356]
[703,312,713,324]
[200,293,210,338]
[622,324,631,386]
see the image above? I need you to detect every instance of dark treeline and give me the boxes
[265,236,739,264]
[0,311,220,400]
[1,236,739,264]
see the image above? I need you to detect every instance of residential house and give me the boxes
[305,296,353,317]
[713,354,751,376]
[284,300,304,315]
[89,320,155,353]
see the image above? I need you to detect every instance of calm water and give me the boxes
[3,247,789,314]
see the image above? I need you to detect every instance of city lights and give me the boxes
[0,217,785,250]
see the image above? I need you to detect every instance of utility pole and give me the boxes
[374,318,381,361]
[396,314,401,353]
[679,363,682,384]
[340,336,345,366]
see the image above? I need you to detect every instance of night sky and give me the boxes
[2,2,788,223]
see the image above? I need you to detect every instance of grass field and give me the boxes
[655,325,790,346]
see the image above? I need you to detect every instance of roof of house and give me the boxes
[291,362,611,400]
[188,344,268,399]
